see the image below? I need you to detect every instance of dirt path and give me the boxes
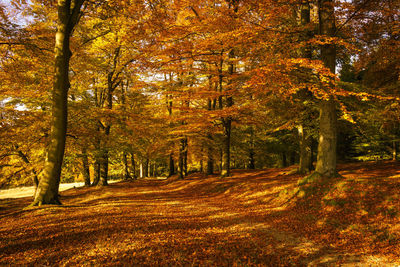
[0,167,399,266]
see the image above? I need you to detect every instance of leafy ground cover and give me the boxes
[0,161,399,266]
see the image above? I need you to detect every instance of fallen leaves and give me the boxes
[0,161,399,265]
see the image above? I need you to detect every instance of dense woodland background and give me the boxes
[0,0,399,196]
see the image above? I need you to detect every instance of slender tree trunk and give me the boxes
[140,161,144,178]
[178,139,185,179]
[248,150,255,169]
[298,124,313,174]
[99,151,108,186]
[221,49,235,177]
[130,152,137,179]
[32,0,85,206]
[248,126,255,169]
[206,139,214,175]
[315,0,338,177]
[206,97,214,175]
[123,152,131,180]
[144,157,149,177]
[183,138,188,176]
[168,153,175,177]
[221,119,232,177]
[81,147,90,186]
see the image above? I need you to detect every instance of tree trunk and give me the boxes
[248,150,255,169]
[144,157,149,177]
[99,151,108,186]
[183,138,188,177]
[298,124,313,174]
[248,126,255,169]
[221,48,235,177]
[206,140,214,175]
[315,0,338,177]
[206,98,214,175]
[123,152,131,180]
[178,139,185,179]
[140,161,144,178]
[131,152,137,179]
[92,161,100,186]
[168,152,175,177]
[221,123,232,177]
[81,147,90,186]
[32,0,85,206]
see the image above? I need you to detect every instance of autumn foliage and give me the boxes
[0,0,400,264]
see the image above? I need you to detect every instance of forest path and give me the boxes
[0,163,399,266]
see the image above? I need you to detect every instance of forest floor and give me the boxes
[0,161,399,266]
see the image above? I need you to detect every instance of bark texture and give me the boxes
[315,0,338,177]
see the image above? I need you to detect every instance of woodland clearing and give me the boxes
[0,161,399,266]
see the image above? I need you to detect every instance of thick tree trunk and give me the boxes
[81,147,90,186]
[315,0,338,177]
[315,99,337,176]
[32,0,84,206]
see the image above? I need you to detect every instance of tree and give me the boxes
[314,0,338,178]
[32,0,85,206]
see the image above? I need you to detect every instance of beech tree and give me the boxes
[32,0,85,205]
